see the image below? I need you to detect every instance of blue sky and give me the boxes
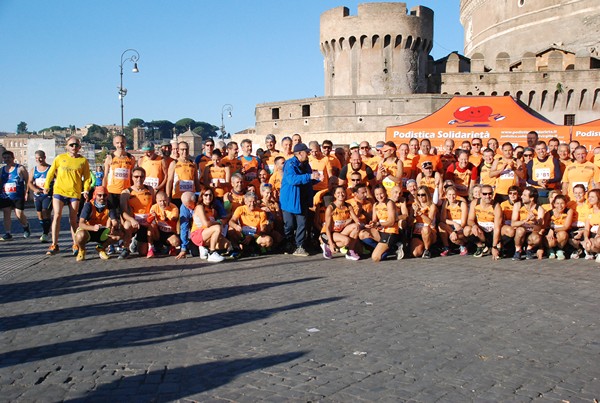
[0,0,462,134]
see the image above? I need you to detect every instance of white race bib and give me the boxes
[479,222,494,233]
[499,170,515,180]
[114,167,130,180]
[535,168,551,180]
[178,180,193,192]
[144,177,159,189]
[3,183,16,193]
[34,177,46,188]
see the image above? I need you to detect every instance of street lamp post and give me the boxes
[220,104,233,139]
[119,49,140,134]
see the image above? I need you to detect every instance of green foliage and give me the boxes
[17,121,28,134]
[85,124,112,149]
[146,120,175,139]
[128,118,145,128]
[96,148,110,164]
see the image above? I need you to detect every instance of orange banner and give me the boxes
[386,96,571,148]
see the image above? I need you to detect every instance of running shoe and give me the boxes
[440,247,450,257]
[292,247,309,257]
[570,249,581,260]
[199,246,209,259]
[40,233,50,243]
[422,249,431,259]
[481,246,490,256]
[76,249,86,262]
[525,249,535,260]
[459,246,468,256]
[118,250,130,260]
[23,226,31,239]
[129,237,138,254]
[146,247,155,259]
[396,242,405,260]
[72,244,79,257]
[1,233,13,241]
[321,243,332,259]
[585,251,595,260]
[46,244,59,255]
[556,250,565,260]
[207,251,225,262]
[96,245,110,260]
[473,246,484,258]
[339,246,348,255]
[169,246,178,256]
[595,254,600,264]
[548,249,556,259]
[107,244,116,255]
[512,250,522,261]
[345,250,360,261]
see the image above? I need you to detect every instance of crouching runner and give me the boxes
[74,186,122,261]
[320,185,361,260]
[148,191,180,257]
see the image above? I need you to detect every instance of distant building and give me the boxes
[248,1,600,147]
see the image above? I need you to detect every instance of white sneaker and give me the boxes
[396,242,404,260]
[207,251,224,262]
[40,233,50,243]
[199,246,209,259]
[595,254,600,264]
[585,252,595,260]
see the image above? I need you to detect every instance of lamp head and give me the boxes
[132,63,139,73]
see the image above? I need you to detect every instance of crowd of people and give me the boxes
[2,130,600,265]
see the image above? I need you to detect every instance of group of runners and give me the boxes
[2,130,600,264]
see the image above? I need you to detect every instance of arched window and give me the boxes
[349,36,356,49]
[372,35,380,48]
[384,35,391,48]
[394,35,402,48]
[516,91,523,101]
[580,89,587,108]
[405,36,413,49]
[491,91,498,96]
[528,90,535,106]
[503,91,510,96]
[360,35,368,48]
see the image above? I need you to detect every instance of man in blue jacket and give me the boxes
[280,143,321,256]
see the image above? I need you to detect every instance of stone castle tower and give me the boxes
[460,0,600,69]
[320,3,433,96]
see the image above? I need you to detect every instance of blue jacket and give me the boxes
[280,156,317,214]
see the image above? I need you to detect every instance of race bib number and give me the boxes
[157,222,173,233]
[333,220,346,232]
[34,177,46,188]
[3,183,16,194]
[499,170,515,180]
[144,177,159,189]
[134,213,148,224]
[592,225,599,234]
[535,168,551,180]
[212,178,226,184]
[413,222,425,234]
[241,225,257,237]
[178,180,193,192]
[114,168,130,180]
[479,222,494,233]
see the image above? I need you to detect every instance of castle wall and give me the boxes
[251,94,451,146]
[460,0,600,69]
[320,3,433,97]
[441,50,600,125]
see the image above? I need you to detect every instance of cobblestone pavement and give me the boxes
[1,221,599,402]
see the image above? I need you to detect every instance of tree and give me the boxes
[175,118,196,134]
[146,120,175,139]
[17,121,28,134]
[128,118,145,129]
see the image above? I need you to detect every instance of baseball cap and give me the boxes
[349,142,359,149]
[293,143,309,153]
[265,134,276,142]
[422,161,433,169]
[141,141,153,151]
[160,139,172,147]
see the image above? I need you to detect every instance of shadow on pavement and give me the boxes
[64,351,307,402]
[1,277,323,331]
[0,264,203,304]
[0,297,343,368]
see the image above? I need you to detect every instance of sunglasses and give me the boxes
[360,146,370,150]
[96,194,107,197]
[482,192,493,196]
[322,146,332,149]
[524,154,533,157]
[472,143,482,146]
[417,193,427,197]
[203,194,213,197]
[68,143,80,148]
[350,179,361,182]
